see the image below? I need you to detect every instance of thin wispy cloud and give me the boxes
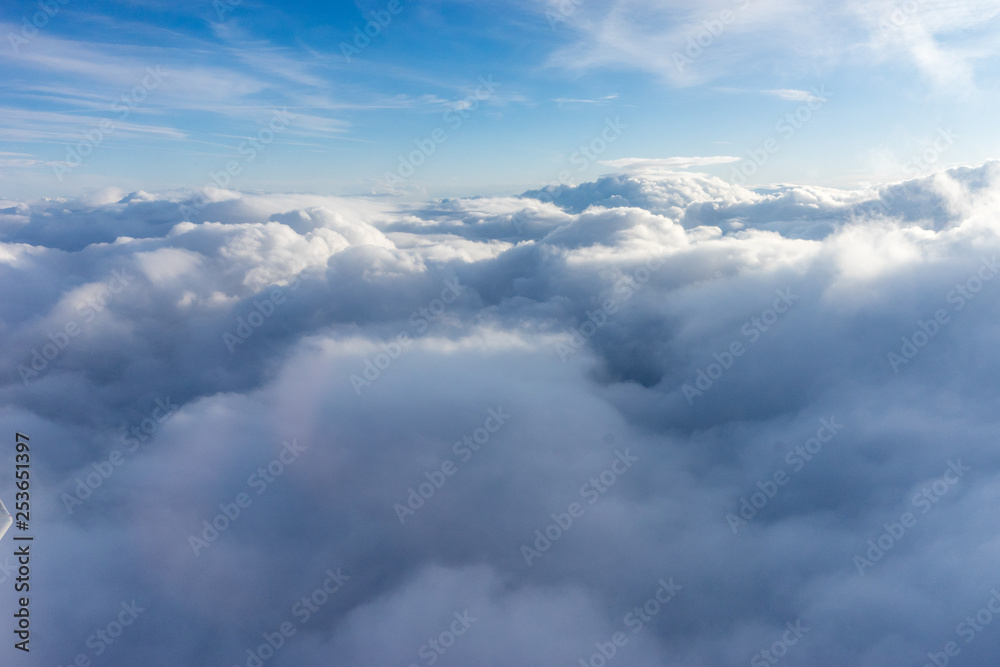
[601,155,741,175]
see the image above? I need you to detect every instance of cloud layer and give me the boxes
[4,162,1000,666]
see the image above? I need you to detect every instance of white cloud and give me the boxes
[763,88,826,103]
[7,161,1000,665]
[601,156,742,176]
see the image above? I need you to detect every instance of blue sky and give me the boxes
[3,0,1000,199]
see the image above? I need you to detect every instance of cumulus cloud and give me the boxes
[5,162,1000,665]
